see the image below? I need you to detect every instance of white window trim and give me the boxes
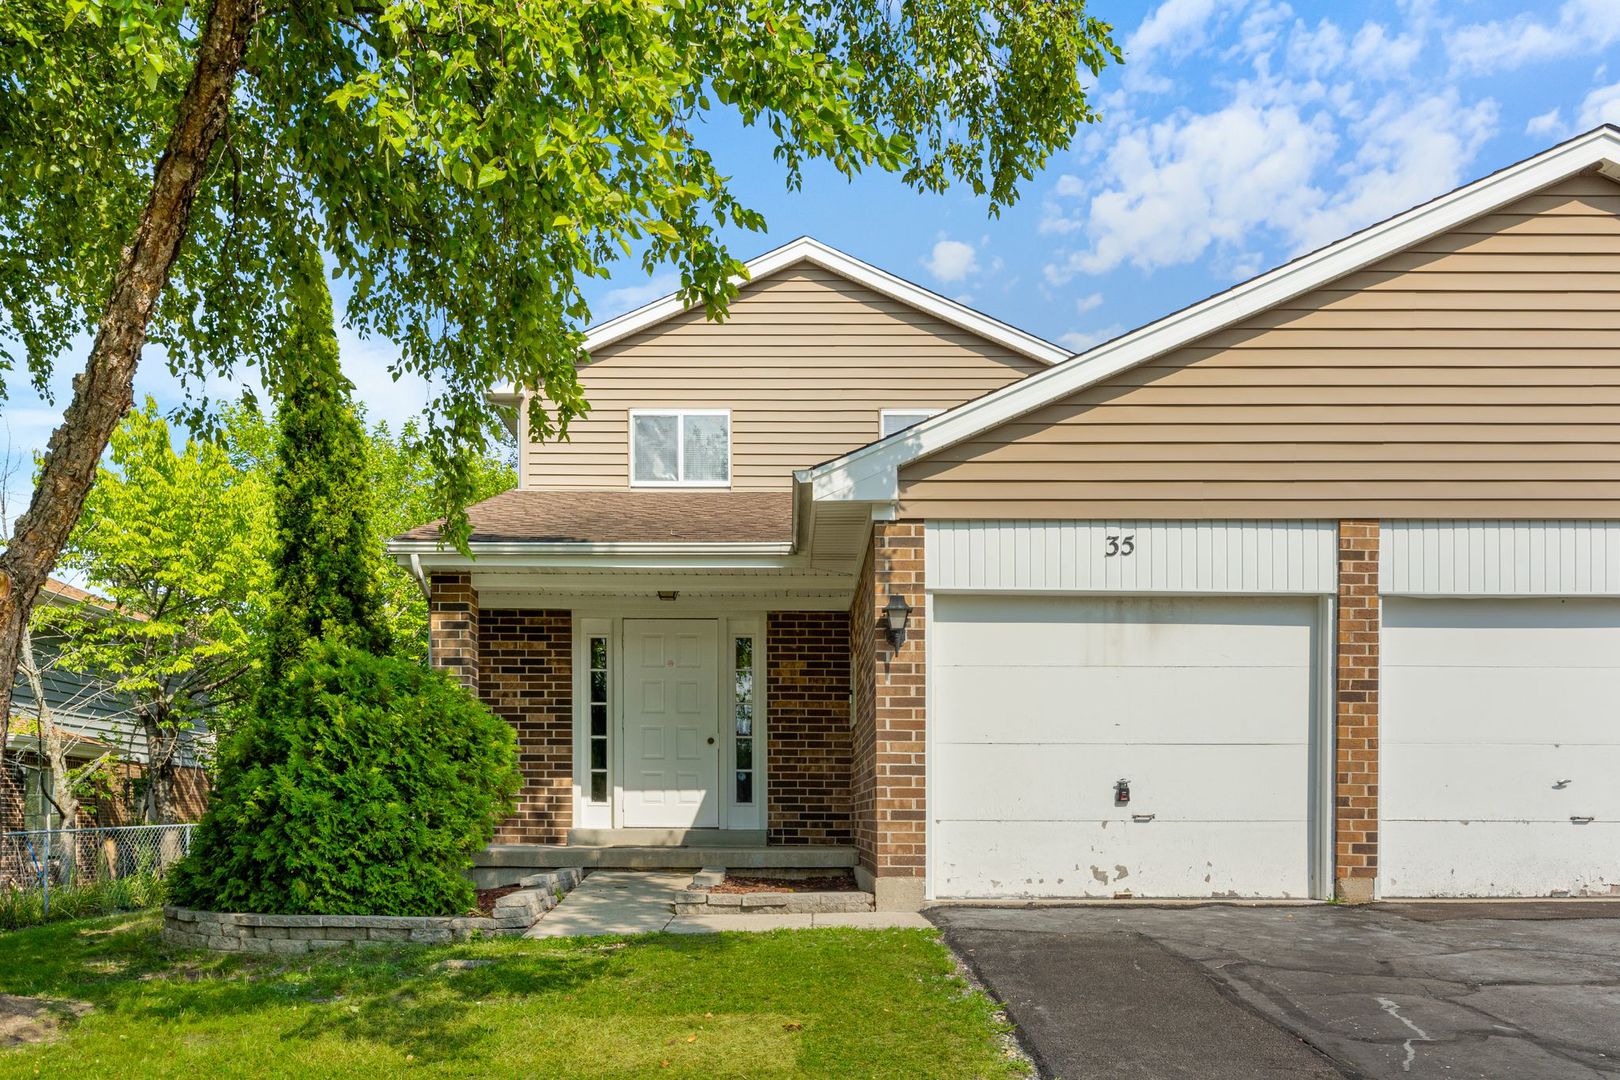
[879,408,942,438]
[628,408,732,488]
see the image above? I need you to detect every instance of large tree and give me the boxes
[0,0,1119,732]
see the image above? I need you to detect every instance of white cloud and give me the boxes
[1448,0,1620,75]
[1578,80,1620,129]
[1526,107,1565,136]
[1041,3,1499,287]
[922,238,980,283]
[1043,90,1338,282]
[1075,293,1105,314]
[1122,0,1233,92]
[600,272,680,316]
[1058,324,1125,352]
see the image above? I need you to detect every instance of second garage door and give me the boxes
[1382,597,1620,897]
[931,594,1322,899]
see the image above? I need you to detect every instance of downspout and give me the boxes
[408,553,429,598]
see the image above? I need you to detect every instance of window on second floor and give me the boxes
[630,409,731,486]
[879,409,942,439]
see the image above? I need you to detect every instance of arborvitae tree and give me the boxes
[263,262,391,680]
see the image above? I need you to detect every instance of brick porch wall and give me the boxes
[765,612,853,845]
[849,546,877,870]
[1335,520,1380,903]
[864,521,927,889]
[428,572,479,689]
[480,610,573,845]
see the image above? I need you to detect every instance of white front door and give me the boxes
[622,619,720,828]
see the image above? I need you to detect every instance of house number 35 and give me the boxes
[1104,534,1136,557]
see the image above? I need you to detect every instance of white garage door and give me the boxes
[1382,597,1620,897]
[931,594,1320,899]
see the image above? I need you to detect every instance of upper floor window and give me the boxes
[879,409,942,439]
[630,409,731,486]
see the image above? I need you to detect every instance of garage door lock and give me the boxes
[1114,778,1130,806]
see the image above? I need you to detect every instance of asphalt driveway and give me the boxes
[930,902,1620,1080]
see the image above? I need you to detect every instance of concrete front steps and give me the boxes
[474,838,857,887]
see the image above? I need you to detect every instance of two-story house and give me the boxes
[391,127,1620,908]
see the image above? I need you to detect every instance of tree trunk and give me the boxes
[139,709,180,828]
[0,0,262,757]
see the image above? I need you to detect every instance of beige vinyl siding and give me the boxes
[527,263,1042,490]
[899,171,1620,519]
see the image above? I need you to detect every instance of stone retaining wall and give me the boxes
[162,868,583,952]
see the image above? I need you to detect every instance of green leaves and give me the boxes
[2,0,1118,542]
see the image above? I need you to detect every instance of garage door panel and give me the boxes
[1381,822,1619,898]
[934,819,1310,899]
[1384,598,1620,666]
[932,592,1318,899]
[1382,596,1620,897]
[934,594,1316,668]
[934,742,1310,822]
[1383,666,1620,746]
[1383,745,1620,820]
[932,662,1313,745]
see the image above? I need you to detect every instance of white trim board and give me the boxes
[800,125,1620,504]
[1381,520,1620,597]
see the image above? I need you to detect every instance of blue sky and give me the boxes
[4,0,1620,513]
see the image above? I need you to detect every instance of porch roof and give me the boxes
[393,489,794,546]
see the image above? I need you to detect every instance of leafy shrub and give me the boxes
[169,642,519,916]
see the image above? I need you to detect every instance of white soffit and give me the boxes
[801,125,1620,503]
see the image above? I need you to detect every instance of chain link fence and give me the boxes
[1,823,195,895]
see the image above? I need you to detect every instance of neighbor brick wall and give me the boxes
[1335,520,1380,903]
[765,612,853,845]
[866,521,927,880]
[479,610,573,844]
[429,573,480,689]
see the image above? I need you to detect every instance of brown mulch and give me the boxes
[471,886,520,917]
[711,872,859,894]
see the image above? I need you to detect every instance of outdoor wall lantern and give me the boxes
[884,593,912,650]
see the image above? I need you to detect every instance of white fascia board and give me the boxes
[802,126,1620,503]
[387,539,799,573]
[488,237,1069,400]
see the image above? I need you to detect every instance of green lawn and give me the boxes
[0,912,1024,1078]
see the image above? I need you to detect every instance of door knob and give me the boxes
[707,736,716,745]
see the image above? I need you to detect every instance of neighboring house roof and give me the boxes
[800,124,1620,503]
[392,490,795,548]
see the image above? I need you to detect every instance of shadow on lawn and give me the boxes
[0,911,773,1066]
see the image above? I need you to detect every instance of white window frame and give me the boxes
[628,408,732,488]
[879,408,943,439]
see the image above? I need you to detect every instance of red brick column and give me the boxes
[862,520,927,910]
[766,612,853,845]
[428,572,480,690]
[1335,521,1380,903]
[480,610,572,844]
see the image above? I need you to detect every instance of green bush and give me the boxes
[169,642,519,916]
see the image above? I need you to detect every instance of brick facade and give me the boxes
[854,521,927,905]
[765,612,852,845]
[1335,520,1380,903]
[479,610,573,845]
[428,572,480,689]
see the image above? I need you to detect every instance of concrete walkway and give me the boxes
[524,870,931,938]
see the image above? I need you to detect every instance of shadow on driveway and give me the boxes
[930,902,1620,1080]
